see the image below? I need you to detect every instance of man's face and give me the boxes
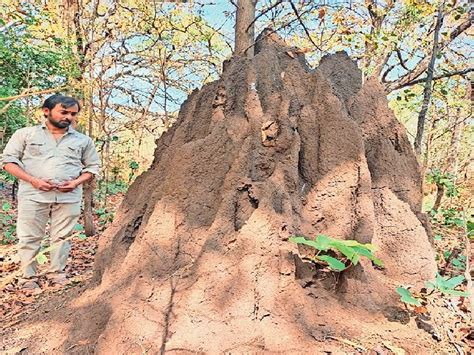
[43,104,79,129]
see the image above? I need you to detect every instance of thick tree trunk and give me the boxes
[234,0,257,57]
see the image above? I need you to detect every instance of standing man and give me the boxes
[1,94,100,290]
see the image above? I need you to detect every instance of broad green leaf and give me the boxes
[351,246,384,266]
[74,223,84,231]
[440,289,470,297]
[334,244,356,261]
[443,275,465,289]
[317,255,346,271]
[314,235,331,250]
[2,202,11,212]
[289,236,320,249]
[396,287,421,306]
[351,254,360,265]
[77,233,87,240]
[351,245,374,258]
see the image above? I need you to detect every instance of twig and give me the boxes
[0,87,67,102]
[396,48,410,71]
[246,0,283,32]
[238,8,312,57]
[0,89,29,115]
[462,208,473,321]
[432,114,472,141]
[446,328,465,355]
[395,67,474,90]
[288,0,323,52]
[326,336,367,351]
[442,247,461,275]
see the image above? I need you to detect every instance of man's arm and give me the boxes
[1,129,54,191]
[57,172,93,192]
[57,137,100,192]
[3,163,54,191]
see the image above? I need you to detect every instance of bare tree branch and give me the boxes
[0,87,67,102]
[385,16,471,92]
[395,67,474,90]
[288,0,323,51]
[246,0,283,32]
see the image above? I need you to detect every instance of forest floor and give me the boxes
[0,184,472,354]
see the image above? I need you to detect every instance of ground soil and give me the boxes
[1,33,471,353]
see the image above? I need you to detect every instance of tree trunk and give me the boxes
[66,0,97,236]
[432,183,444,212]
[414,6,444,157]
[444,107,465,176]
[23,33,437,354]
[234,0,257,57]
[83,84,96,236]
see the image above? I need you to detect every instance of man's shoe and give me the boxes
[19,278,41,291]
[47,272,70,286]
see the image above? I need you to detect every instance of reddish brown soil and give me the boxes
[1,34,443,353]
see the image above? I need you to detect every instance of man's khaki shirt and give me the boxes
[1,123,100,203]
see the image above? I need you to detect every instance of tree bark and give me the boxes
[432,183,444,212]
[234,0,257,57]
[414,6,444,157]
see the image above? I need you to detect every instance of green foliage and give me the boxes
[443,250,466,270]
[0,8,80,146]
[95,208,115,225]
[73,223,87,240]
[0,170,16,187]
[289,235,383,271]
[0,200,16,244]
[36,252,48,265]
[426,273,470,297]
[396,287,421,306]
[468,221,474,240]
[95,180,129,203]
[430,207,464,228]
[129,161,139,170]
[426,169,459,198]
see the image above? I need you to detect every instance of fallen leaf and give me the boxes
[382,341,406,355]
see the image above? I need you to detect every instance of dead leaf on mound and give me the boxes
[327,336,367,351]
[3,346,28,354]
[382,341,406,355]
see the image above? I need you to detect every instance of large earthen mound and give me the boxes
[7,33,438,353]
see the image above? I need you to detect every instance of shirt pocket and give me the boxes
[62,145,82,160]
[26,142,46,157]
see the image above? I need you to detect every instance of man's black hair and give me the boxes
[42,94,81,111]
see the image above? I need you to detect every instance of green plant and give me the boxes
[467,220,474,239]
[289,235,383,271]
[0,200,16,244]
[443,250,466,270]
[431,207,464,227]
[95,208,115,225]
[396,286,421,306]
[426,273,470,297]
[74,223,87,240]
[426,169,459,198]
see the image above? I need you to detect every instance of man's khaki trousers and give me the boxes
[17,199,81,278]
